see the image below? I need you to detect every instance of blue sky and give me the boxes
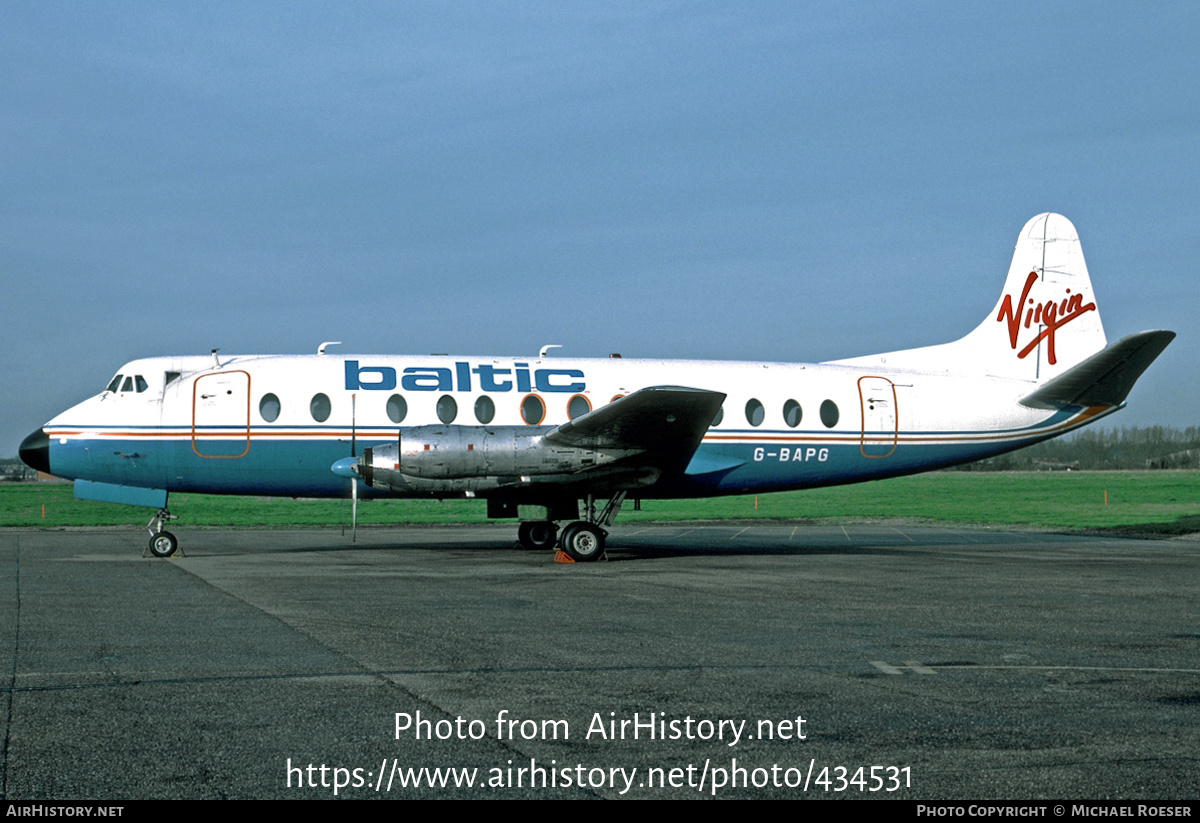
[3,2,1196,455]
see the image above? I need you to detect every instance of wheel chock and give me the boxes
[142,545,185,559]
[553,550,575,563]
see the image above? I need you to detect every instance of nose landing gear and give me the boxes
[145,508,181,558]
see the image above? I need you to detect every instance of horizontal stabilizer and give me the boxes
[1020,330,1175,410]
[546,386,725,476]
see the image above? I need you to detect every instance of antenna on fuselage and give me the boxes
[211,349,221,368]
[539,344,562,358]
[318,341,342,355]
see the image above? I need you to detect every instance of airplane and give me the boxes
[19,214,1174,561]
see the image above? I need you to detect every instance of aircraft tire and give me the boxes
[148,531,178,558]
[517,521,558,551]
[561,522,605,562]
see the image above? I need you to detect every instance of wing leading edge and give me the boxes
[546,385,726,477]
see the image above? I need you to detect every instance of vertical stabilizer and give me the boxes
[963,212,1107,381]
[832,213,1109,382]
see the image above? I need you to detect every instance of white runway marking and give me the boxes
[870,660,936,675]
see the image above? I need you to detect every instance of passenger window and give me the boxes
[745,398,764,427]
[310,393,331,422]
[567,394,591,420]
[820,400,839,428]
[386,394,407,424]
[783,400,802,428]
[474,396,495,424]
[521,394,545,425]
[259,393,281,423]
[710,406,724,427]
[437,395,458,424]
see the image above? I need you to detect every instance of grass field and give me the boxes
[2,472,1198,537]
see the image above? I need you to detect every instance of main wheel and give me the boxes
[148,531,178,558]
[561,522,605,562]
[517,521,558,550]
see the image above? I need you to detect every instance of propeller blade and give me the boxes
[341,394,358,540]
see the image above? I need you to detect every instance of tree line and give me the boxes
[951,426,1200,471]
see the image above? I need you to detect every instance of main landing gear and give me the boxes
[517,521,559,551]
[558,521,606,561]
[145,507,180,558]
[516,492,626,562]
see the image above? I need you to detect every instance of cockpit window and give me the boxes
[105,372,151,394]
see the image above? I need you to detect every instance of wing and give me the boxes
[545,385,725,477]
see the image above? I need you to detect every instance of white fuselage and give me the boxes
[38,351,1107,500]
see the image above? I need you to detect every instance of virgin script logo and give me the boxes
[996,271,1096,365]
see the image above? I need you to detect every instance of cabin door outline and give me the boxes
[858,376,898,458]
[192,371,251,458]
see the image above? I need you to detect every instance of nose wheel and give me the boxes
[148,531,178,558]
[144,507,182,558]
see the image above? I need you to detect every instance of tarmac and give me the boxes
[1,522,1197,799]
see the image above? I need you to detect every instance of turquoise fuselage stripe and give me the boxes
[45,423,1066,500]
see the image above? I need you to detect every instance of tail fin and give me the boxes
[833,213,1108,382]
[960,212,1106,381]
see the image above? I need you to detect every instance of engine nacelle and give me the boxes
[359,425,633,486]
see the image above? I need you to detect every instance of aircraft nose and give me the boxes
[19,428,51,475]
